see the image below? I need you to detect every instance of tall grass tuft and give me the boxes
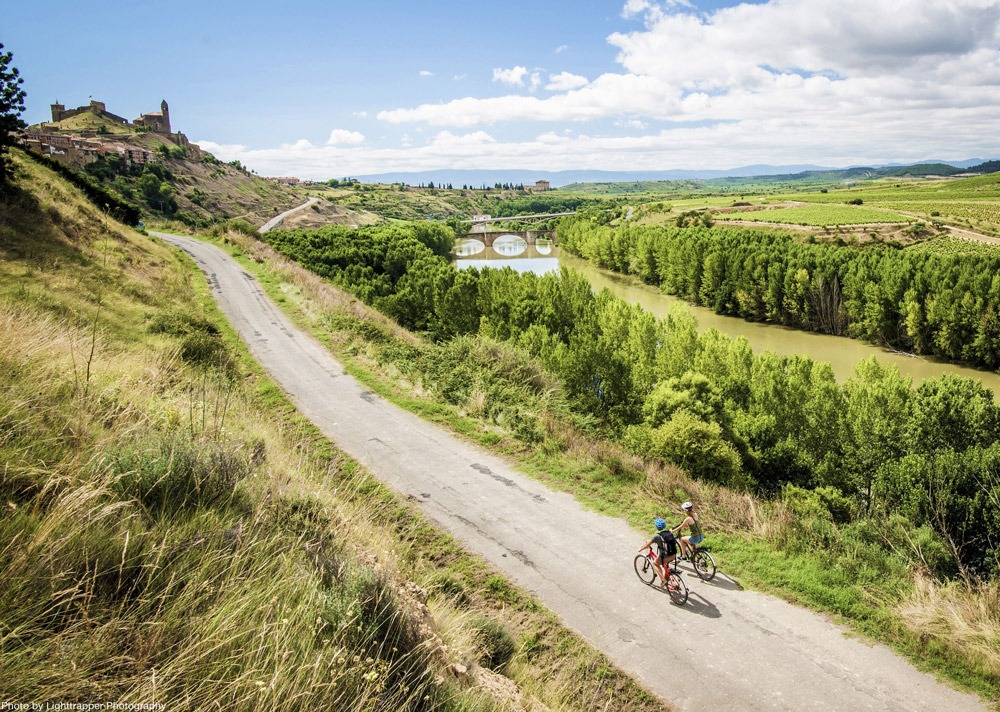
[107,432,259,516]
[898,574,1000,680]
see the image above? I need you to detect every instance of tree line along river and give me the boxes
[453,236,1000,396]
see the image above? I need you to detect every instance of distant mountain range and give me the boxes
[353,160,996,188]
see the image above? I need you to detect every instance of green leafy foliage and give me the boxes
[265,220,1000,578]
[558,216,1000,369]
[0,42,26,186]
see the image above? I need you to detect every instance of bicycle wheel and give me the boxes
[634,554,657,585]
[692,549,716,581]
[666,571,688,605]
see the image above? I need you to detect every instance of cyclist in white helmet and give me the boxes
[672,501,704,560]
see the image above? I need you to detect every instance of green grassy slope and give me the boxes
[0,151,665,711]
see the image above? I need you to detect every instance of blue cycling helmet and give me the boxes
[654,518,667,531]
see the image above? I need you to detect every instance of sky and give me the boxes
[5,0,1000,179]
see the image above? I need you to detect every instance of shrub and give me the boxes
[180,330,233,369]
[108,434,260,516]
[472,616,516,671]
[148,309,234,370]
[148,309,221,337]
[780,484,840,552]
[628,410,746,488]
[219,218,258,236]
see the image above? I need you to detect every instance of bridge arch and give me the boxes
[455,229,556,248]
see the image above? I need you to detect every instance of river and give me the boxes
[453,236,1000,393]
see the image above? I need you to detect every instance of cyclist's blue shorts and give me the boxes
[689,535,704,545]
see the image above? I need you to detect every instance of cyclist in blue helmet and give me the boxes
[637,517,678,588]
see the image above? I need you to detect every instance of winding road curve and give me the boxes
[155,230,988,712]
[258,197,320,233]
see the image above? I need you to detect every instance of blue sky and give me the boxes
[5,0,1000,178]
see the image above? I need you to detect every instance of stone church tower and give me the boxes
[160,100,171,134]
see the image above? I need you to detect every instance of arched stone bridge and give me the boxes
[456,230,556,247]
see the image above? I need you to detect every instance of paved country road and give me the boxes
[155,230,989,712]
[258,197,320,233]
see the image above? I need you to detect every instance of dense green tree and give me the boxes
[0,42,27,187]
[558,216,1000,370]
[263,218,1000,577]
[842,359,911,512]
[627,410,746,487]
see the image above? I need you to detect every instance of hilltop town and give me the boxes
[19,98,314,227]
[25,98,200,168]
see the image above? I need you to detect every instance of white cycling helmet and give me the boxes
[682,501,693,510]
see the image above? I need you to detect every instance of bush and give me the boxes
[472,616,516,671]
[180,331,233,370]
[627,410,746,488]
[148,309,234,370]
[780,484,840,552]
[148,309,221,337]
[220,218,258,236]
[108,434,260,515]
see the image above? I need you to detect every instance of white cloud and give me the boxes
[197,0,1000,176]
[193,140,247,161]
[546,71,589,91]
[282,139,317,151]
[368,0,999,164]
[419,70,434,77]
[554,44,569,54]
[621,0,656,19]
[378,72,681,126]
[529,71,542,92]
[492,65,528,86]
[327,129,365,146]
[453,73,467,81]
[615,117,648,129]
[196,106,999,179]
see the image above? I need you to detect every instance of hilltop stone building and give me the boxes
[49,99,130,126]
[133,100,171,134]
[48,98,191,148]
[27,97,200,169]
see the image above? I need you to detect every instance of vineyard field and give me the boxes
[906,234,1000,257]
[712,204,911,225]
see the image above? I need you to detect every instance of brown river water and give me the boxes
[453,236,1000,393]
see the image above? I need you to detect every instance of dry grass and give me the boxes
[0,160,492,710]
[898,574,1000,680]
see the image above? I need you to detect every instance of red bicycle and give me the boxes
[633,547,688,605]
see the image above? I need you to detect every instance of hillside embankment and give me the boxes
[0,150,665,711]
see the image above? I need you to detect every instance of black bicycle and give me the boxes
[634,547,688,605]
[683,541,717,581]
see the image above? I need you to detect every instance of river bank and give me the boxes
[455,238,1000,394]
